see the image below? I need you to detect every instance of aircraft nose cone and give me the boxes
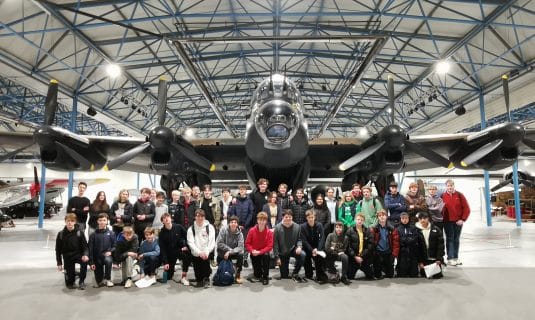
[381,125,406,147]
[150,126,174,149]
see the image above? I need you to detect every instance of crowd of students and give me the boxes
[55,178,470,290]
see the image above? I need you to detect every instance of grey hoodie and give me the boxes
[216,225,244,258]
[273,222,302,258]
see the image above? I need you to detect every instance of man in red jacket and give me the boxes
[441,179,470,266]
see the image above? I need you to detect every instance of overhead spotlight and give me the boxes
[419,101,425,108]
[298,83,304,90]
[322,84,327,91]
[87,106,97,117]
[408,109,413,115]
[432,93,438,99]
[312,101,318,108]
[106,63,121,78]
[414,106,419,112]
[131,104,137,110]
[428,96,433,103]
[387,107,392,113]
[137,108,142,113]
[435,60,451,75]
[235,85,240,92]
[455,104,466,116]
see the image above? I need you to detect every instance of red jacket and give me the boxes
[245,225,273,255]
[441,191,470,222]
[371,224,400,258]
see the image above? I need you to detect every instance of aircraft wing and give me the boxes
[0,185,33,208]
[403,133,469,172]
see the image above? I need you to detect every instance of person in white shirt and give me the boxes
[152,191,168,232]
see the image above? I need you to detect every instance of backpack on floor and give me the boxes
[326,271,340,284]
[212,259,234,286]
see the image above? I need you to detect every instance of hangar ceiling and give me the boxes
[0,0,533,143]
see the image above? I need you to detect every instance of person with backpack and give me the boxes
[55,213,89,290]
[324,221,351,285]
[441,179,470,266]
[357,186,383,228]
[245,212,273,285]
[396,212,425,277]
[187,208,216,288]
[215,215,244,284]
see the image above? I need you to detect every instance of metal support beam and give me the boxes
[366,1,518,127]
[479,92,492,227]
[315,37,387,138]
[512,161,522,227]
[171,41,237,137]
[38,164,47,229]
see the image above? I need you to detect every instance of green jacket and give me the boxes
[338,200,357,227]
[356,198,383,228]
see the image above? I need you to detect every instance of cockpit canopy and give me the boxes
[250,75,304,149]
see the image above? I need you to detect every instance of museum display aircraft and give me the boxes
[0,74,534,197]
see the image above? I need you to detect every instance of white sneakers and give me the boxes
[180,277,190,286]
[447,259,463,266]
[124,279,133,289]
[105,280,114,287]
[135,276,156,288]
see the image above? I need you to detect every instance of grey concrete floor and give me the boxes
[1,212,534,320]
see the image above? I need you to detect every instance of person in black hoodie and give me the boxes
[66,181,90,232]
[290,188,311,225]
[346,213,374,280]
[133,188,156,241]
[249,178,270,226]
[312,194,331,232]
[159,213,191,286]
[300,210,327,283]
[276,183,292,210]
[55,213,89,290]
[396,212,426,277]
[89,213,116,288]
[110,189,134,235]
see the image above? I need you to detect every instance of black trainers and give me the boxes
[66,284,76,290]
[341,277,351,285]
[291,274,304,283]
[262,277,269,285]
[243,260,249,268]
[78,282,86,290]
[203,277,211,289]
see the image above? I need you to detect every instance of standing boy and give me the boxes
[66,182,90,232]
[133,188,156,241]
[88,213,116,288]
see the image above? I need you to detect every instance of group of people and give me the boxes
[55,178,470,290]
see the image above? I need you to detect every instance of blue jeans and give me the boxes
[444,222,462,260]
[279,248,306,278]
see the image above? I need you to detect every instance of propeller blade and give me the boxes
[490,179,511,192]
[157,77,167,126]
[172,142,213,172]
[519,179,534,188]
[105,142,151,171]
[522,138,535,150]
[0,143,35,162]
[460,139,503,167]
[406,140,451,168]
[55,141,92,169]
[387,74,395,125]
[339,141,385,171]
[502,75,511,122]
[44,80,59,126]
[33,166,39,187]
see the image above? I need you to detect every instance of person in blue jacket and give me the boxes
[384,181,407,227]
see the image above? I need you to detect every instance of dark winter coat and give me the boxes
[55,225,88,265]
[300,222,326,253]
[345,226,374,259]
